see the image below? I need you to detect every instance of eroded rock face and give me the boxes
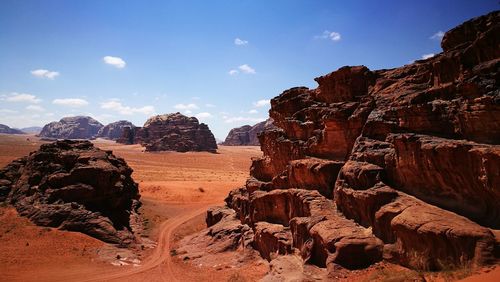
[97,120,135,140]
[197,11,500,273]
[39,116,104,140]
[222,118,276,146]
[0,124,25,134]
[117,112,217,152]
[0,140,141,245]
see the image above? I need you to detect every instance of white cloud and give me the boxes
[253,99,270,108]
[26,105,45,112]
[430,31,445,40]
[316,30,341,41]
[223,116,266,124]
[52,98,89,107]
[228,69,239,75]
[31,69,60,79]
[100,99,155,115]
[238,64,256,74]
[205,103,216,108]
[248,109,258,114]
[184,110,193,114]
[234,38,248,45]
[195,112,213,119]
[103,56,126,68]
[3,93,41,104]
[421,53,435,60]
[174,103,199,110]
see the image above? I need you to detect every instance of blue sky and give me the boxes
[0,0,497,139]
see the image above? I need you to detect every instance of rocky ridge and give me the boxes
[186,11,500,275]
[222,118,276,146]
[0,124,25,135]
[39,116,104,140]
[0,140,141,245]
[118,112,218,152]
[97,120,135,140]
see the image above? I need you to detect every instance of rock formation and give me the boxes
[222,118,276,146]
[0,124,25,134]
[117,112,218,152]
[191,11,500,274]
[39,116,103,139]
[0,140,141,245]
[97,120,135,140]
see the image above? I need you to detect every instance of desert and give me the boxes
[1,2,499,282]
[0,134,266,281]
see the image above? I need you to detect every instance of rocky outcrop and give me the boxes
[39,116,103,140]
[194,11,500,274]
[0,140,141,245]
[0,124,25,134]
[97,120,135,140]
[117,112,217,153]
[222,118,276,146]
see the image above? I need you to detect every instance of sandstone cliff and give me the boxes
[39,116,103,139]
[0,140,141,245]
[191,11,500,274]
[97,120,135,140]
[118,112,218,152]
[222,118,276,146]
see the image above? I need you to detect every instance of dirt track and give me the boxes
[55,205,210,282]
[0,135,262,281]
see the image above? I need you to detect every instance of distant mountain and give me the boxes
[222,118,276,146]
[97,120,135,140]
[0,124,25,134]
[21,126,43,134]
[39,116,103,139]
[117,112,218,152]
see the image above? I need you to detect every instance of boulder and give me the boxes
[39,116,103,139]
[0,140,141,245]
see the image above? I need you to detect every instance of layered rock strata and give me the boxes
[200,11,500,273]
[0,140,141,245]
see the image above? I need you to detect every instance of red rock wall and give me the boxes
[211,11,500,272]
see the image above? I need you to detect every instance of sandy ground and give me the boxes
[0,134,498,281]
[0,135,266,281]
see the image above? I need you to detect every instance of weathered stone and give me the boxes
[0,140,140,245]
[198,11,500,274]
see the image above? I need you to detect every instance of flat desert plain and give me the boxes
[0,134,267,281]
